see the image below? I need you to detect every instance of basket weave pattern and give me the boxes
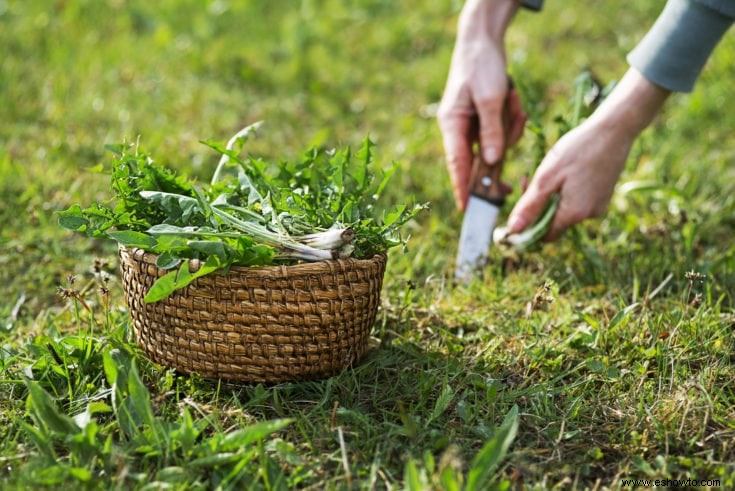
[119,247,386,382]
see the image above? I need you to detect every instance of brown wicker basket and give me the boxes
[119,247,387,383]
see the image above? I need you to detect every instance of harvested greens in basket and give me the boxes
[59,124,426,302]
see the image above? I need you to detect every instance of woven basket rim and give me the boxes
[119,246,387,278]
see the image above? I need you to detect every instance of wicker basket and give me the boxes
[119,247,387,383]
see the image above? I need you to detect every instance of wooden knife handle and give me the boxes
[469,97,512,206]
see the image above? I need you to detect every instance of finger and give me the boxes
[507,165,561,234]
[507,110,527,148]
[544,223,566,241]
[544,195,594,241]
[506,89,527,147]
[507,112,527,148]
[438,115,475,211]
[543,200,609,241]
[475,94,506,165]
[544,207,573,241]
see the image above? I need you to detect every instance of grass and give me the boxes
[2,0,735,489]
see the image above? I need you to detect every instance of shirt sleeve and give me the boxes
[518,0,543,12]
[627,0,734,92]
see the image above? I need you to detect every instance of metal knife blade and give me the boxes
[455,195,502,281]
[454,95,512,283]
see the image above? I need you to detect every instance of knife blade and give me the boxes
[455,98,512,282]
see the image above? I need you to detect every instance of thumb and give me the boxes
[476,96,506,164]
[507,169,560,234]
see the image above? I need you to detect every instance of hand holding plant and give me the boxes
[507,68,670,239]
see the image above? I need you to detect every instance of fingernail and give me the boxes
[508,215,527,233]
[483,147,498,165]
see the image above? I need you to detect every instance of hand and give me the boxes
[507,68,671,239]
[507,119,634,240]
[437,0,526,211]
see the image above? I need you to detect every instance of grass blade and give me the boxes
[465,405,519,491]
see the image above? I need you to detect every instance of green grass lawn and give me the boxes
[2,0,735,489]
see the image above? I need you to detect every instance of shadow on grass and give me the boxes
[203,319,554,486]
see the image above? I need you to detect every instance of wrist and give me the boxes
[589,68,670,139]
[458,0,519,44]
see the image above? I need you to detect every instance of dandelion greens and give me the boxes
[59,129,426,301]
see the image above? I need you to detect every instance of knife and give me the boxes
[455,97,512,283]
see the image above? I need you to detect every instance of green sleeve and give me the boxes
[627,0,734,92]
[518,0,543,11]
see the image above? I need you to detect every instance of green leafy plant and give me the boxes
[19,343,294,488]
[59,124,426,302]
[402,405,520,491]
